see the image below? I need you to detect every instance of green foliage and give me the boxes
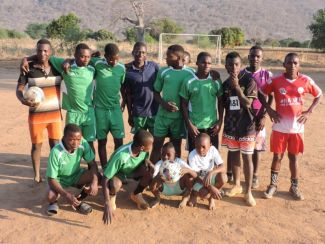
[144,33,156,43]
[46,13,81,39]
[209,27,245,47]
[123,27,137,43]
[308,8,325,49]
[25,23,48,39]
[263,38,280,47]
[7,29,27,39]
[288,41,302,48]
[0,28,9,39]
[279,38,296,47]
[148,18,183,42]
[88,29,116,41]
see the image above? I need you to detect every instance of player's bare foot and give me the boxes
[34,175,42,183]
[178,195,190,208]
[244,192,256,207]
[130,193,149,210]
[208,197,216,210]
[187,193,197,207]
[151,196,160,208]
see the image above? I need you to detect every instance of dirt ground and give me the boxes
[1,60,325,243]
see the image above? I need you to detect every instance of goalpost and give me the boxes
[158,33,222,66]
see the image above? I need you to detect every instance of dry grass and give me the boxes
[0,38,324,69]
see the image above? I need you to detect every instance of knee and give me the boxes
[110,178,122,194]
[46,189,59,203]
[217,173,227,186]
[273,154,284,162]
[32,143,42,151]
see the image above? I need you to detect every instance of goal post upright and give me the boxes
[158,33,222,66]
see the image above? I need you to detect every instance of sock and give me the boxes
[270,170,279,186]
[134,184,146,195]
[291,178,298,188]
[77,189,88,201]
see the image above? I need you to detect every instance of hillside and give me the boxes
[0,0,323,41]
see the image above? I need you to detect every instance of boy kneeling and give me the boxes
[150,142,197,208]
[46,124,99,216]
[188,133,227,210]
[102,129,154,224]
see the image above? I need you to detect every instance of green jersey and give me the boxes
[46,138,95,187]
[154,66,194,119]
[179,74,223,129]
[103,142,149,179]
[50,56,95,112]
[91,57,126,109]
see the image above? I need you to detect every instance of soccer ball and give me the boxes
[24,86,44,104]
[159,160,182,183]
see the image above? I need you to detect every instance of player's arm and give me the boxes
[231,74,255,109]
[153,91,178,112]
[122,82,133,127]
[180,97,199,137]
[16,75,38,107]
[102,175,113,225]
[297,93,322,124]
[20,55,38,74]
[48,177,81,207]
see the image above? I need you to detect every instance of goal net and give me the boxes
[158,33,222,66]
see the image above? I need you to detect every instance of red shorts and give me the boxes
[29,121,62,144]
[221,134,256,154]
[270,131,304,155]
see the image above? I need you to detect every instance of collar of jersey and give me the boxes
[193,73,212,81]
[244,67,262,74]
[71,61,91,69]
[59,141,78,155]
[132,60,148,70]
[168,65,187,71]
[283,73,300,83]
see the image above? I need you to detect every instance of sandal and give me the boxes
[75,202,92,215]
[47,201,59,216]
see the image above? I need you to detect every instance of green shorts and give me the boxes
[95,107,125,140]
[131,116,155,135]
[57,168,85,188]
[66,109,96,142]
[193,174,217,192]
[162,181,185,196]
[154,116,185,139]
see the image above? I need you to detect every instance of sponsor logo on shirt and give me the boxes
[279,88,287,95]
[297,87,304,94]
[280,97,302,106]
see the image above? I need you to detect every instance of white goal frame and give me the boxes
[158,33,222,66]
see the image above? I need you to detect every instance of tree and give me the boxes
[25,23,48,39]
[263,38,280,47]
[88,29,116,41]
[308,8,325,49]
[46,13,81,39]
[122,0,146,42]
[279,38,296,47]
[148,18,183,42]
[209,27,245,47]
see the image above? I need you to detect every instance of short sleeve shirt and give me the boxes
[91,57,126,109]
[153,157,190,177]
[124,61,159,117]
[17,62,62,124]
[188,146,223,176]
[50,56,95,112]
[222,72,258,138]
[103,142,149,179]
[154,66,194,119]
[46,138,95,186]
[262,73,322,133]
[179,74,223,129]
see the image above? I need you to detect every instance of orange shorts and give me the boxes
[221,134,256,154]
[29,121,62,144]
[270,131,304,155]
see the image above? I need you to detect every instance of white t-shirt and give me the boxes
[188,146,223,177]
[153,157,190,177]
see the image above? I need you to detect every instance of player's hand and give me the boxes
[230,72,239,88]
[120,100,126,112]
[87,181,98,196]
[256,116,266,131]
[128,116,134,127]
[180,167,190,176]
[211,122,222,136]
[204,172,213,187]
[103,202,114,225]
[65,192,81,207]
[145,159,155,175]
[210,69,221,81]
[162,101,179,112]
[266,107,281,123]
[209,185,222,200]
[297,111,311,124]
[188,122,200,138]
[21,99,39,107]
[20,57,30,75]
[62,60,71,74]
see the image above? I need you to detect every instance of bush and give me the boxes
[0,29,9,39]
[123,27,137,43]
[89,29,116,41]
[263,38,280,47]
[309,9,325,50]
[46,13,81,39]
[209,27,245,47]
[25,23,48,39]
[7,30,27,39]
[288,41,302,48]
[148,18,183,42]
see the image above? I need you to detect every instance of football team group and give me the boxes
[16,38,322,224]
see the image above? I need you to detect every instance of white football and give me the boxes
[159,160,182,183]
[24,86,45,104]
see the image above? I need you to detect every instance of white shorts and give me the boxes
[255,128,267,151]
